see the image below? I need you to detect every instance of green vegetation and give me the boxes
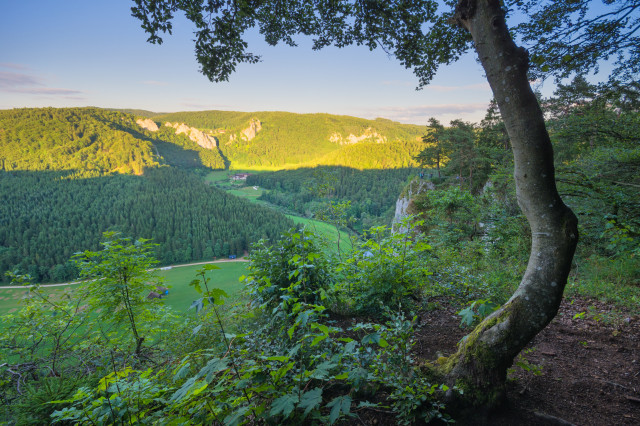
[248,166,419,231]
[154,110,424,169]
[0,167,292,284]
[0,108,159,175]
[157,261,247,311]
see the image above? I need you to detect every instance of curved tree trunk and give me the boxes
[435,0,579,408]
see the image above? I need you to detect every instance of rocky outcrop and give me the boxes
[136,118,159,132]
[241,118,262,141]
[164,122,218,150]
[392,178,434,234]
[329,127,387,145]
[227,118,262,144]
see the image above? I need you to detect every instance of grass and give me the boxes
[227,186,263,202]
[0,262,248,319]
[156,261,248,311]
[566,255,640,313]
[287,215,354,255]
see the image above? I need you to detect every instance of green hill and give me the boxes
[152,110,425,169]
[0,108,159,176]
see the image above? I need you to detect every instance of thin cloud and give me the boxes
[0,63,30,71]
[365,103,489,124]
[6,87,84,96]
[0,68,84,99]
[0,71,41,88]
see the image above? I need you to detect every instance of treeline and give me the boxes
[0,167,293,284]
[247,166,418,230]
[409,76,639,278]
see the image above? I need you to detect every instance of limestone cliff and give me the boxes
[228,118,262,144]
[136,118,159,132]
[329,127,387,145]
[392,178,434,233]
[164,122,218,150]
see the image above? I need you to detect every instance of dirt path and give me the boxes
[0,258,249,290]
[411,296,640,425]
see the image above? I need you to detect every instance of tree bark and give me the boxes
[435,0,579,408]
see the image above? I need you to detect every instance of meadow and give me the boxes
[0,261,248,319]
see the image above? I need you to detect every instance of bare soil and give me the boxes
[410,296,640,425]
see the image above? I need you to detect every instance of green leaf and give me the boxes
[299,388,323,417]
[266,355,289,362]
[224,406,250,426]
[270,393,299,418]
[327,395,351,424]
[457,306,475,327]
[361,332,381,345]
[202,264,221,271]
[478,301,499,317]
[189,298,204,313]
[311,322,329,335]
[189,279,202,294]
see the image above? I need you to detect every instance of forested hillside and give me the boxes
[0,108,159,175]
[0,167,292,284]
[152,110,424,169]
[247,166,418,231]
[0,107,427,284]
[0,108,227,174]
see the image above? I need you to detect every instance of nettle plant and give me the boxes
[52,230,450,425]
[337,218,433,316]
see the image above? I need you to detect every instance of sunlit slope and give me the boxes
[153,111,425,169]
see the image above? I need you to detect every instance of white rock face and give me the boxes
[329,127,386,145]
[164,122,218,150]
[241,118,262,141]
[136,118,159,132]
[392,179,434,234]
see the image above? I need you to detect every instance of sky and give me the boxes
[1,1,528,125]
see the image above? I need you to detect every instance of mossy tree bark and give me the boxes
[438,0,579,407]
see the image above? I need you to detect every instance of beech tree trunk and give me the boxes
[436,0,579,407]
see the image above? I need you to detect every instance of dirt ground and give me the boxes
[410,296,640,425]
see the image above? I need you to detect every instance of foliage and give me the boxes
[513,0,640,83]
[0,108,159,175]
[244,228,334,311]
[336,219,433,316]
[50,234,449,424]
[153,110,424,169]
[458,299,500,328]
[74,233,165,355]
[0,167,292,283]
[248,166,418,231]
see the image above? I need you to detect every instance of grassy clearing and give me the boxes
[0,262,248,319]
[156,261,248,311]
[227,186,263,202]
[288,215,354,255]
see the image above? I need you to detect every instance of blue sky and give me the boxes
[1,0,523,124]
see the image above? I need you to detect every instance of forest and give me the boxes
[1,71,638,424]
[0,107,423,284]
[247,166,418,231]
[150,110,425,169]
[1,0,640,422]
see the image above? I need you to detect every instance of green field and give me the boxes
[227,186,263,202]
[155,261,248,311]
[0,262,248,318]
[287,215,354,255]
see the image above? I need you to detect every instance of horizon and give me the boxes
[1,0,502,126]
